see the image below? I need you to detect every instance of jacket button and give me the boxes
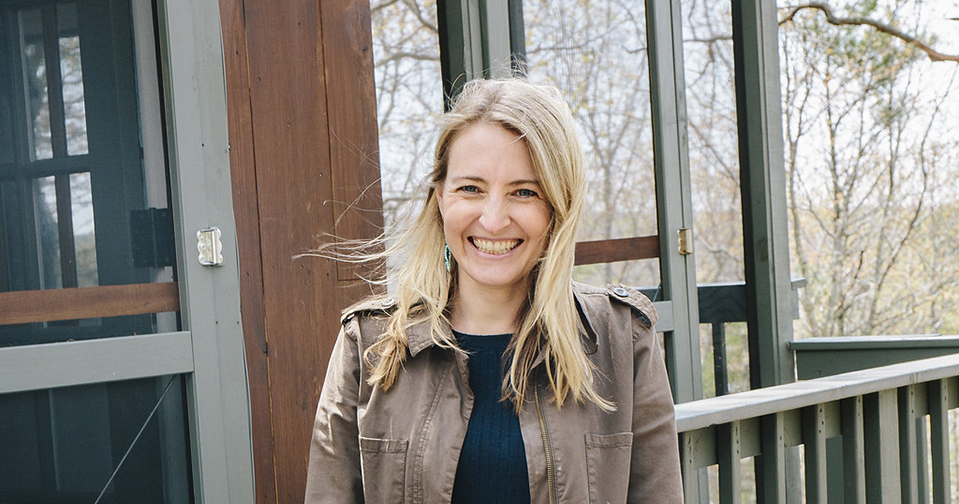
[381,297,397,308]
[612,287,629,298]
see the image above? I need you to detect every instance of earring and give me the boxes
[444,244,452,273]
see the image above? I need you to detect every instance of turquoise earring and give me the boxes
[444,244,452,273]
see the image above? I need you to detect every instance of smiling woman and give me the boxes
[304,79,684,504]
[437,122,551,334]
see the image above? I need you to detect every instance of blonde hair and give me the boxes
[365,79,611,411]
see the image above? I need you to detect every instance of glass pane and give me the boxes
[34,175,62,289]
[58,3,89,157]
[681,0,743,285]
[0,375,192,503]
[19,8,53,161]
[370,0,443,227]
[525,0,659,287]
[31,172,97,291]
[0,0,176,344]
[70,172,97,287]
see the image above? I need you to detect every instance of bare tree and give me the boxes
[367,0,959,342]
[370,0,443,227]
[780,0,959,338]
[524,0,660,287]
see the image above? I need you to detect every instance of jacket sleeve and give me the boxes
[304,322,364,503]
[628,320,685,503]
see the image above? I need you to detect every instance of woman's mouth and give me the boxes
[470,237,522,255]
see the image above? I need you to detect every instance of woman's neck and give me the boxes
[448,281,529,335]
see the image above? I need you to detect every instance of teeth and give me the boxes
[472,238,520,255]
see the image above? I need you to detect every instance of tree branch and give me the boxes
[780,3,959,63]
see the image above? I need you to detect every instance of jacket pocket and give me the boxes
[359,436,409,503]
[585,432,633,504]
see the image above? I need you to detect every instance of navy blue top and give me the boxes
[450,331,531,504]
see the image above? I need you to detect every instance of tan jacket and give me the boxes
[305,282,684,504]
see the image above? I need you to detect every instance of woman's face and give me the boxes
[436,122,552,299]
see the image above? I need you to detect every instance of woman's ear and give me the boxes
[434,185,446,218]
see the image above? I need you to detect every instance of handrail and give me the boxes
[675,353,959,431]
[675,353,959,503]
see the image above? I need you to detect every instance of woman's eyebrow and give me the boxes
[446,176,540,186]
[448,176,486,183]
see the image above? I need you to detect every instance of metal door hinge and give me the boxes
[678,228,693,255]
[197,227,223,266]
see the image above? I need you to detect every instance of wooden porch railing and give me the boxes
[675,353,959,503]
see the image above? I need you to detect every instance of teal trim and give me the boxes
[438,0,468,108]
[677,355,959,503]
[793,336,959,380]
[731,0,795,389]
[646,0,706,500]
[645,0,702,405]
[478,0,510,77]
[651,300,674,333]
[438,0,518,107]
[0,332,193,394]
[157,0,255,501]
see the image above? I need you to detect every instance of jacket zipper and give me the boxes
[534,384,557,504]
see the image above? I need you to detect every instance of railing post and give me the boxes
[803,404,828,504]
[929,379,951,504]
[758,412,785,503]
[679,432,705,502]
[919,416,931,504]
[841,396,866,504]
[864,390,901,503]
[713,323,729,396]
[718,421,742,504]
[899,385,920,504]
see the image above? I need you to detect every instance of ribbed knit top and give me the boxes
[450,331,530,504]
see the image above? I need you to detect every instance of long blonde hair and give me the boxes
[366,78,611,411]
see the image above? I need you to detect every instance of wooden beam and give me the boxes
[573,235,660,265]
[217,0,278,500]
[0,282,179,325]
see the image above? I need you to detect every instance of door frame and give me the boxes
[157,0,254,500]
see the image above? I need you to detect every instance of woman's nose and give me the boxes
[479,198,510,232]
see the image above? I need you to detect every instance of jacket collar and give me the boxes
[406,313,453,357]
[403,283,600,358]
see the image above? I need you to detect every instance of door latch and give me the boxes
[197,227,223,266]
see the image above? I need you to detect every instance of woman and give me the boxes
[304,79,683,503]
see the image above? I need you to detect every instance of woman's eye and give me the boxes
[459,185,479,193]
[516,188,538,198]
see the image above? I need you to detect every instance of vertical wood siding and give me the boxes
[218,0,384,501]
